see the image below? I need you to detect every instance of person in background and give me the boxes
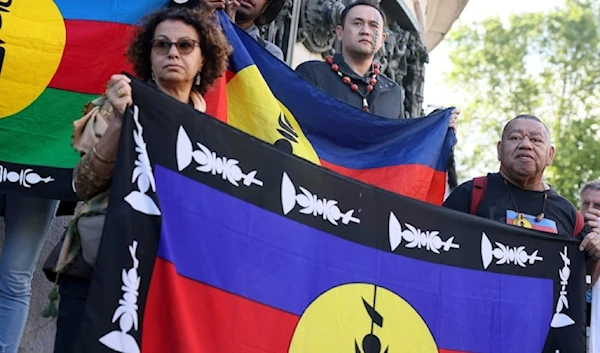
[0,196,58,353]
[444,114,600,268]
[581,180,600,223]
[43,7,232,352]
[177,0,285,60]
[580,179,600,339]
[295,0,459,127]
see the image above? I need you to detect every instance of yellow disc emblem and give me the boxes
[0,0,66,119]
[512,214,533,228]
[289,283,438,353]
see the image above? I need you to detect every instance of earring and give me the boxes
[151,71,156,82]
[195,72,201,86]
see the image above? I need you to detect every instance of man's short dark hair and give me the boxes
[501,114,552,142]
[340,1,387,28]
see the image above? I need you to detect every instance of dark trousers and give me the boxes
[53,275,91,353]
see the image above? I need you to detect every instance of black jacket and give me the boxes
[296,54,405,119]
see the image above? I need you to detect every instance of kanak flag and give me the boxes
[77,78,586,353]
[0,0,169,200]
[1,2,452,205]
[206,11,455,205]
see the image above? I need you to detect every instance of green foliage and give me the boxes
[445,0,600,204]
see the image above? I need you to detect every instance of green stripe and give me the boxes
[0,88,97,168]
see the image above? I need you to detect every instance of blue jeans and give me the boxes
[0,195,58,353]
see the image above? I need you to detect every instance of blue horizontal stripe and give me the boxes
[56,0,168,24]
[155,165,552,353]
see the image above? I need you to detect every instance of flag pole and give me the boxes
[285,0,302,66]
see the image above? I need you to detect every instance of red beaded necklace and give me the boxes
[325,55,380,112]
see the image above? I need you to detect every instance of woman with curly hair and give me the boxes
[45,6,232,352]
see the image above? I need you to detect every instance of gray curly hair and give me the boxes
[580,179,600,197]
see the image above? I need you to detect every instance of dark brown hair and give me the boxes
[126,7,232,95]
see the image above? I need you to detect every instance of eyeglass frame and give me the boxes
[150,38,201,55]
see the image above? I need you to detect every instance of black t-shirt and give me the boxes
[443,173,580,239]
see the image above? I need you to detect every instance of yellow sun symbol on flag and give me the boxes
[0,0,65,119]
[289,283,438,353]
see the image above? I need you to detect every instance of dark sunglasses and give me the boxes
[151,38,200,55]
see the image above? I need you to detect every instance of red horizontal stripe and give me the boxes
[530,224,558,233]
[320,160,447,205]
[204,76,228,123]
[49,20,135,94]
[144,260,474,352]
[226,69,236,83]
[142,258,299,353]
